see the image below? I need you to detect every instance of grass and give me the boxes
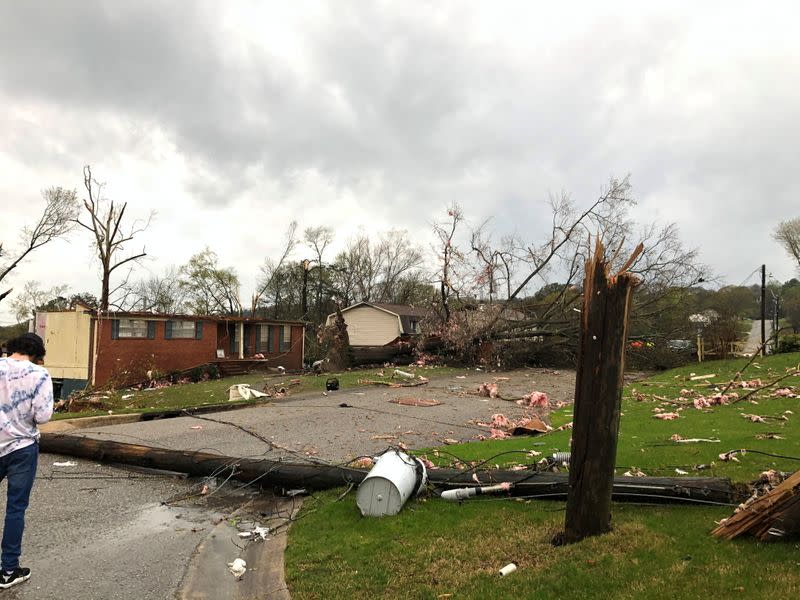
[285,352,800,599]
[52,365,465,420]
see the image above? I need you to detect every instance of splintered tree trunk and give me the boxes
[561,240,641,544]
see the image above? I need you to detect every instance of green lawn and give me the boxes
[285,353,800,600]
[53,365,465,420]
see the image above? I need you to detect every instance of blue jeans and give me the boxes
[0,443,38,571]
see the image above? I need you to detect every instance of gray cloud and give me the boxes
[1,1,798,294]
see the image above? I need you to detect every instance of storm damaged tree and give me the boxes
[428,177,704,365]
[77,166,150,311]
[251,221,298,317]
[0,187,78,305]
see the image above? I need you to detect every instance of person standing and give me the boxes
[0,333,53,589]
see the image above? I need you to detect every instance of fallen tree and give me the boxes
[40,433,737,504]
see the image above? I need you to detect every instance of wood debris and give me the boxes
[711,470,800,541]
[389,397,442,407]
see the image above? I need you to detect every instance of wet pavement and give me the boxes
[2,368,577,599]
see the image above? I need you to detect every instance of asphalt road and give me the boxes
[1,368,576,599]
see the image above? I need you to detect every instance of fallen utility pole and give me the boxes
[561,239,642,544]
[39,433,736,504]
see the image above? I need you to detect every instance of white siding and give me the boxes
[340,306,401,346]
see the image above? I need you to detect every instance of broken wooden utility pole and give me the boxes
[38,433,736,504]
[559,239,642,545]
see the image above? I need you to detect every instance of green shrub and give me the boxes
[777,333,800,353]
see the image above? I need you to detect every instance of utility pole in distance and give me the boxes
[761,264,766,356]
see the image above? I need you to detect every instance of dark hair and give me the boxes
[6,333,46,361]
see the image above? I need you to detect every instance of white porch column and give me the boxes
[238,322,245,358]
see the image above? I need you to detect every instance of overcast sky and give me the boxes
[1,1,798,324]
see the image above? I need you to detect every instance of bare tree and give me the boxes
[303,226,334,321]
[251,221,298,316]
[123,266,187,313]
[76,166,150,311]
[774,218,800,271]
[0,187,78,305]
[432,203,464,323]
[428,177,704,363]
[373,229,424,303]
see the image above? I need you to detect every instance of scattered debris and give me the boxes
[741,413,766,423]
[653,412,680,420]
[326,378,339,391]
[517,391,549,408]
[675,468,689,475]
[227,558,247,579]
[189,425,203,430]
[441,482,513,502]
[228,384,268,401]
[52,461,77,467]
[389,397,441,407]
[393,369,416,380]
[712,470,800,541]
[670,434,720,443]
[755,433,784,440]
[499,563,517,576]
[478,382,500,398]
[689,373,716,381]
[622,468,647,477]
[237,525,269,541]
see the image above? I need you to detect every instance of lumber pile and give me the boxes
[711,470,800,541]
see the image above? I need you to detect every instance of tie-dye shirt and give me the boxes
[0,357,54,457]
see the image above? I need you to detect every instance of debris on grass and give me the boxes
[741,413,767,423]
[653,412,680,420]
[689,373,716,381]
[669,434,721,443]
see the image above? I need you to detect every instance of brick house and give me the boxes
[35,305,304,394]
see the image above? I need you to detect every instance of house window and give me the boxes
[256,325,273,353]
[166,320,202,339]
[409,319,419,334]
[279,324,291,352]
[112,319,155,339]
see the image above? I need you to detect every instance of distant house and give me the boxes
[34,304,304,395]
[325,302,427,347]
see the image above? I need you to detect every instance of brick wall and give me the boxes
[94,319,304,387]
[94,318,217,387]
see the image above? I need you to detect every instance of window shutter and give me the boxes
[111,319,120,340]
[147,321,156,339]
[268,325,275,353]
[255,325,262,352]
[195,321,203,339]
[279,325,285,351]
[165,321,173,339]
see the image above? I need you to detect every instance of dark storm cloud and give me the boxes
[1,1,799,282]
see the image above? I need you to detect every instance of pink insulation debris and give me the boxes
[517,390,549,408]
[478,382,500,398]
[653,412,680,420]
[490,413,513,429]
[693,394,730,409]
[490,428,510,439]
[772,388,796,397]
